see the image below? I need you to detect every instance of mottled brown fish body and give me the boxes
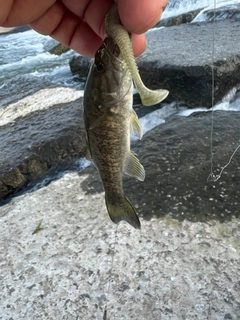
[84,38,145,229]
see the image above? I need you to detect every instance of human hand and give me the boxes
[0,0,168,57]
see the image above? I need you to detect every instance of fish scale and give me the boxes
[84,37,143,229]
[83,4,168,229]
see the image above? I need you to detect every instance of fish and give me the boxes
[83,4,169,229]
[105,3,169,106]
[84,37,144,229]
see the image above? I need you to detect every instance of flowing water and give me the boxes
[0,0,239,190]
[0,0,239,109]
[0,0,239,181]
[1,2,240,319]
[162,0,240,18]
[0,31,82,108]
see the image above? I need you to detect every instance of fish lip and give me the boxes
[104,37,120,57]
[94,37,124,74]
[102,37,121,61]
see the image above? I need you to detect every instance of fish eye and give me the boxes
[95,62,104,73]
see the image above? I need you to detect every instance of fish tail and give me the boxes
[105,193,141,229]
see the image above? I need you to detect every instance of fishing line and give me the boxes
[208,0,216,181]
[103,223,119,319]
[208,0,240,182]
[214,144,240,181]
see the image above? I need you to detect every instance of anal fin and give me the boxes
[124,151,145,181]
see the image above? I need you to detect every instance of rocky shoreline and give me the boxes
[1,4,239,200]
[70,12,240,108]
[1,108,240,319]
[81,109,240,223]
[0,88,85,201]
[1,5,240,319]
[139,18,240,108]
[0,25,30,35]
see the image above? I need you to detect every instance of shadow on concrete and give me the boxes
[80,111,240,223]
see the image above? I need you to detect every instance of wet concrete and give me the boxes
[81,110,240,223]
[155,8,202,27]
[0,151,240,319]
[70,19,240,109]
[138,19,240,108]
[0,95,86,200]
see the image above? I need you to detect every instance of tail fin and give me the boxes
[105,193,141,229]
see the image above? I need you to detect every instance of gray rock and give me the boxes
[193,3,240,22]
[0,86,162,201]
[81,110,240,223]
[138,19,240,108]
[155,8,202,27]
[0,25,30,35]
[0,76,55,109]
[69,55,92,78]
[69,20,240,109]
[0,98,86,200]
[49,43,70,55]
[0,110,240,319]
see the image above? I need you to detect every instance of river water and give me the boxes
[0,2,240,319]
[0,32,79,108]
[0,0,239,187]
[0,0,239,109]
[0,0,239,180]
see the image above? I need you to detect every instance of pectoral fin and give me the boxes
[124,151,145,181]
[130,110,142,139]
[85,147,92,161]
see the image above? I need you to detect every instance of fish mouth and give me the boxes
[103,37,121,58]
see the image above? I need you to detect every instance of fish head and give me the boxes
[94,36,124,80]
[85,37,132,107]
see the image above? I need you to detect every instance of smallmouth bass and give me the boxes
[84,37,144,229]
[83,4,169,228]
